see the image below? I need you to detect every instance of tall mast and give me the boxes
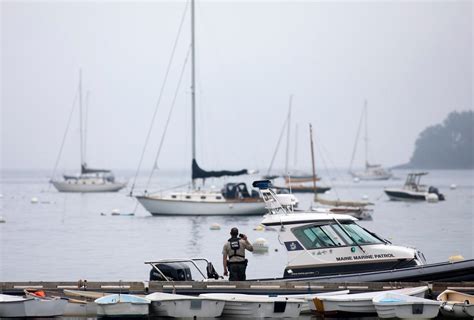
[284,94,293,174]
[79,69,84,169]
[309,124,317,198]
[364,99,368,168]
[191,0,196,185]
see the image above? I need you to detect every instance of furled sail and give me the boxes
[192,159,247,180]
[81,163,111,174]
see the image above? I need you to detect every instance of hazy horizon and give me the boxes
[1,1,472,174]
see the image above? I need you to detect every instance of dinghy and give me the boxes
[311,286,428,314]
[95,294,150,317]
[373,292,440,319]
[278,290,350,314]
[147,292,225,318]
[201,293,304,318]
[437,289,474,318]
[0,292,67,318]
[63,288,108,316]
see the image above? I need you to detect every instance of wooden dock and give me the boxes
[2,281,474,297]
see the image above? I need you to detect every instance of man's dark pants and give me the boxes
[228,262,247,281]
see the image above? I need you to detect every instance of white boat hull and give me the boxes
[374,293,440,319]
[96,302,149,317]
[63,300,98,317]
[313,286,428,314]
[52,180,126,192]
[150,299,225,318]
[0,298,67,318]
[136,196,267,216]
[201,293,303,318]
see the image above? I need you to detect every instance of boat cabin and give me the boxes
[404,172,428,191]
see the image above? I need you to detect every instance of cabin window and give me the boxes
[185,195,191,199]
[216,196,222,200]
[171,195,177,199]
[339,222,382,245]
[292,221,382,250]
[201,196,206,200]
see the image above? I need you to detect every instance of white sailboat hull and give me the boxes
[0,296,67,318]
[136,196,267,216]
[52,180,126,192]
[351,171,392,181]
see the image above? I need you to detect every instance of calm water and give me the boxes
[1,169,473,282]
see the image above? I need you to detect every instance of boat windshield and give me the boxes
[292,221,382,250]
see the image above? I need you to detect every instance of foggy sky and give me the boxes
[1,1,472,174]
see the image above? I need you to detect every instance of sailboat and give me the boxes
[349,101,392,181]
[308,124,373,220]
[51,71,127,193]
[266,96,329,194]
[135,0,266,216]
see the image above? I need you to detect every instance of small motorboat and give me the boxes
[95,294,150,317]
[311,286,428,314]
[437,289,474,318]
[201,293,304,318]
[146,292,225,318]
[384,172,445,201]
[0,292,67,318]
[373,292,440,319]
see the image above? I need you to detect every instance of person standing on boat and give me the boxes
[223,227,253,281]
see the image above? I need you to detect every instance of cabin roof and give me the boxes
[260,212,357,226]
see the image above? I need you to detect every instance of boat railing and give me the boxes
[145,257,214,282]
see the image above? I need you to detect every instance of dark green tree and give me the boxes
[409,110,474,169]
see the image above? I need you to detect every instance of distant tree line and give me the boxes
[401,110,473,169]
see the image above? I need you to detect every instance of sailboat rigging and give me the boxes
[349,100,392,181]
[50,70,127,192]
[135,0,265,216]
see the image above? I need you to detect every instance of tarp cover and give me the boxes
[81,163,111,174]
[192,159,247,180]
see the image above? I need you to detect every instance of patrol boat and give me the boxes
[253,180,473,282]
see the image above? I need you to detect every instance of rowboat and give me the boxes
[311,286,428,314]
[0,292,67,318]
[95,294,150,317]
[201,293,304,318]
[373,292,440,319]
[147,292,225,318]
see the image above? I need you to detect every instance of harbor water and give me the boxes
[1,169,472,282]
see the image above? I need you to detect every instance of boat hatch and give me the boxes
[292,221,383,250]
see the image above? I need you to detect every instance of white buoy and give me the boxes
[361,195,369,200]
[111,208,121,216]
[252,238,269,253]
[253,225,264,231]
[0,217,5,223]
[426,193,439,203]
[210,223,221,230]
[353,177,360,183]
[30,197,39,204]
[450,184,457,190]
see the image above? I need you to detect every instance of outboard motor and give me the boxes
[149,262,193,281]
[428,186,445,201]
